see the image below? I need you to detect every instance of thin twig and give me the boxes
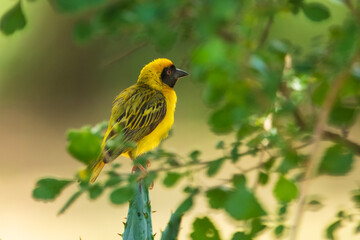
[258,15,274,49]
[102,41,148,67]
[147,140,314,175]
[289,53,359,240]
[323,130,360,155]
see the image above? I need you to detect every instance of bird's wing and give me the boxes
[104,85,167,160]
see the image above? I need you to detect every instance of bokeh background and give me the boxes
[0,0,359,240]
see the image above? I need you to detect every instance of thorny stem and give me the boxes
[122,167,153,240]
[289,53,359,240]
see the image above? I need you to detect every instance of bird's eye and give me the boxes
[167,69,171,75]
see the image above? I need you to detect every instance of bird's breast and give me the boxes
[133,88,177,157]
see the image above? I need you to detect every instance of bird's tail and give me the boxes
[77,157,105,184]
[89,159,105,183]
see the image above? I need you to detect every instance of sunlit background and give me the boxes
[0,0,359,240]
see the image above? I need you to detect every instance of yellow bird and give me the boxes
[88,58,188,183]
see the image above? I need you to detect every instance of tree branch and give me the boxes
[280,55,360,156]
[289,53,359,240]
[323,130,360,155]
[102,41,148,67]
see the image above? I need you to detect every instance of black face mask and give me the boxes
[161,65,189,88]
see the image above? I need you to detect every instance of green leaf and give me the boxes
[67,127,102,164]
[236,124,259,140]
[250,218,266,237]
[0,2,26,35]
[289,0,304,14]
[263,157,276,171]
[231,232,251,240]
[209,104,245,134]
[91,121,108,137]
[318,144,354,176]
[246,134,264,149]
[203,83,225,106]
[312,80,329,106]
[110,185,135,205]
[190,150,201,162]
[329,21,358,67]
[174,194,195,216]
[104,174,122,188]
[88,184,103,199]
[74,20,94,43]
[277,149,301,174]
[274,225,285,238]
[302,2,330,22]
[161,190,198,240]
[273,175,298,202]
[231,142,241,163]
[354,222,360,234]
[326,220,341,240]
[33,178,72,201]
[206,187,231,209]
[351,190,360,208]
[58,190,83,215]
[225,178,266,220]
[215,140,225,149]
[207,158,225,177]
[161,210,183,240]
[337,210,345,218]
[232,174,247,188]
[190,217,221,240]
[307,199,323,211]
[329,101,358,127]
[278,204,287,216]
[258,172,269,185]
[163,172,182,188]
[153,27,178,53]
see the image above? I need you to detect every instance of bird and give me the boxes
[87,58,188,183]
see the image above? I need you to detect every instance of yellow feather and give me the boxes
[87,58,186,182]
[132,87,177,157]
[89,160,105,183]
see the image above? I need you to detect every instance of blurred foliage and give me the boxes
[1,0,356,239]
[0,2,26,35]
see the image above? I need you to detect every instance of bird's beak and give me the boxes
[174,68,189,79]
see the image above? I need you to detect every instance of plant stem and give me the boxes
[289,53,359,240]
[123,171,153,240]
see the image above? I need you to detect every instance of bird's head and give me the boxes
[137,58,189,90]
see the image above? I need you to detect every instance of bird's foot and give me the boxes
[131,163,154,189]
[132,164,148,182]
